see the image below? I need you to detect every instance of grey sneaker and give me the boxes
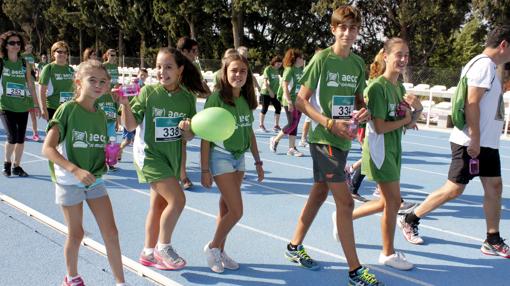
[204,242,224,273]
[154,245,186,270]
[269,136,278,153]
[287,147,303,157]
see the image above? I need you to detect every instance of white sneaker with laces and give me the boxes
[204,243,224,273]
[378,251,414,270]
[287,147,303,157]
[221,251,240,270]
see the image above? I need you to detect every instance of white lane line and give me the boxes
[105,179,433,286]
[0,192,182,286]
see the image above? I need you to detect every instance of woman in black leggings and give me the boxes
[259,56,283,132]
[0,31,40,177]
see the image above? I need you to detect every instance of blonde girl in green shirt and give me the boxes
[42,60,126,286]
[358,38,422,270]
[200,53,264,273]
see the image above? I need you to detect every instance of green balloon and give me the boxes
[191,107,236,142]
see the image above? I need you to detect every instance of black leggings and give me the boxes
[0,110,29,144]
[260,94,282,115]
[48,108,57,121]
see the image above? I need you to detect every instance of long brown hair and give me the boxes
[158,47,208,95]
[282,48,302,68]
[369,48,385,79]
[218,54,257,110]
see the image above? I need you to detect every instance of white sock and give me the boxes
[156,243,170,251]
[143,248,154,255]
[67,274,80,281]
[116,283,126,286]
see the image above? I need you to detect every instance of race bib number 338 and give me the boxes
[155,117,182,142]
[331,95,354,119]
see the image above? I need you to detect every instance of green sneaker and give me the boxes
[348,266,384,286]
[285,244,319,270]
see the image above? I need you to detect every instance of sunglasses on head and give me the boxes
[7,41,21,46]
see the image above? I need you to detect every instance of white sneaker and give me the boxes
[269,136,278,153]
[287,147,303,157]
[221,251,240,270]
[372,187,381,197]
[378,251,414,270]
[204,242,224,273]
[331,211,340,242]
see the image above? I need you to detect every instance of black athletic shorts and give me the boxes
[448,142,501,184]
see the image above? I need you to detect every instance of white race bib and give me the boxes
[154,117,182,142]
[6,82,25,98]
[59,91,74,103]
[331,95,354,119]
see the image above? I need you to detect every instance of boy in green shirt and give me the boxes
[285,5,383,286]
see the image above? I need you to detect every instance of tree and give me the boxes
[472,0,510,27]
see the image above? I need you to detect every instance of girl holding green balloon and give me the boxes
[119,47,207,270]
[200,53,264,273]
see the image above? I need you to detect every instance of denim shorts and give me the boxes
[122,127,135,140]
[209,148,245,177]
[55,180,108,206]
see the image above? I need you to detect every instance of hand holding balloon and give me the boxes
[191,107,236,142]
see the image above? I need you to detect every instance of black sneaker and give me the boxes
[108,165,118,172]
[3,162,12,177]
[12,166,28,177]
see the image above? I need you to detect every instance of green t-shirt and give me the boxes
[277,66,303,105]
[37,62,48,71]
[97,93,119,123]
[47,101,108,185]
[361,76,406,181]
[204,91,254,159]
[212,69,221,89]
[39,63,75,110]
[130,83,196,171]
[0,58,32,112]
[104,63,119,87]
[261,66,280,95]
[299,47,367,151]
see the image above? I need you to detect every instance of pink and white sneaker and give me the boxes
[154,245,187,270]
[61,275,85,286]
[139,250,158,267]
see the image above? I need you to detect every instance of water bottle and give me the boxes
[469,158,479,175]
[117,82,140,97]
[105,136,120,166]
[348,110,359,137]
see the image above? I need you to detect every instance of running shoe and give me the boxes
[12,166,28,177]
[3,162,11,177]
[32,133,40,142]
[108,165,118,172]
[258,125,268,132]
[61,275,85,286]
[269,136,278,153]
[298,140,308,147]
[285,244,319,270]
[348,266,384,286]
[481,238,510,258]
[352,193,370,203]
[287,147,303,157]
[181,177,193,190]
[221,251,240,270]
[273,125,281,132]
[139,250,158,268]
[397,215,424,245]
[154,245,186,270]
[378,251,414,270]
[398,201,418,215]
[204,242,224,273]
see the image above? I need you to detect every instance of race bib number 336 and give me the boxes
[331,95,354,119]
[155,117,182,142]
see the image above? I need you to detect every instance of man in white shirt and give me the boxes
[399,25,510,258]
